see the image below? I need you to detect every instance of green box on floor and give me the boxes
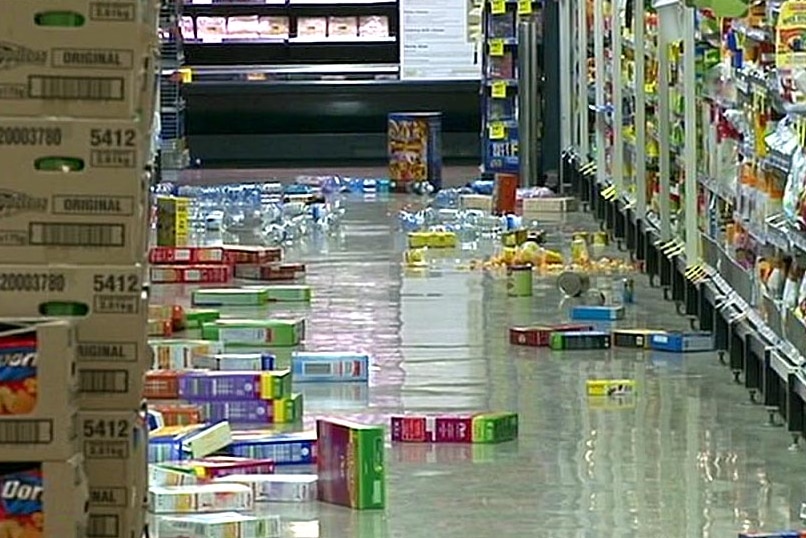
[264,285,312,302]
[184,308,220,329]
[317,418,386,510]
[192,288,269,307]
[549,331,611,350]
[472,412,519,444]
[275,393,304,423]
[202,319,305,347]
[260,369,293,400]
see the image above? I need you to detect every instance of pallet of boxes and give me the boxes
[0,2,158,538]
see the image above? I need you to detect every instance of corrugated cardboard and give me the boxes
[0,117,150,265]
[0,455,89,538]
[0,265,148,409]
[0,0,158,119]
[0,319,79,461]
[79,409,147,538]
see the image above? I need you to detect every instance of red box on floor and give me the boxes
[149,246,229,264]
[509,324,594,347]
[235,263,306,281]
[225,246,283,264]
[150,265,233,284]
[390,416,473,443]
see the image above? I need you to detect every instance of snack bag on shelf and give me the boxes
[784,149,806,225]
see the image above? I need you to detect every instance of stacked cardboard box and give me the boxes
[0,1,158,537]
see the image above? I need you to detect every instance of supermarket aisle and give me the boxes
[160,196,806,537]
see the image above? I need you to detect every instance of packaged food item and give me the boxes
[569,305,625,321]
[150,265,232,284]
[0,320,78,461]
[191,288,269,306]
[224,247,282,265]
[258,16,290,38]
[145,370,184,399]
[263,285,312,302]
[328,16,358,37]
[196,17,228,42]
[149,247,228,265]
[0,457,90,538]
[156,197,190,248]
[157,512,281,538]
[649,332,714,352]
[226,16,260,39]
[180,16,196,40]
[201,319,305,347]
[184,309,221,330]
[148,484,254,514]
[216,474,317,502]
[509,324,593,347]
[151,340,225,370]
[297,17,327,38]
[228,430,317,465]
[317,418,385,509]
[149,464,199,487]
[200,394,303,424]
[488,53,514,79]
[162,457,275,480]
[234,263,306,281]
[586,379,636,397]
[150,404,204,426]
[390,413,518,443]
[178,371,291,401]
[612,329,667,349]
[291,352,369,382]
[149,423,233,463]
[487,12,516,38]
[191,353,275,371]
[549,331,611,350]
[358,15,389,38]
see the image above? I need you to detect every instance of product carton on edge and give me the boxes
[316,418,385,510]
[0,265,148,409]
[79,409,147,538]
[0,455,90,538]
[0,118,150,265]
[0,319,78,461]
[0,0,158,119]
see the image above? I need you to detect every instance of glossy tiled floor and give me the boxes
[154,196,806,538]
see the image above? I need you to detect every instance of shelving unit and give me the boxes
[566,0,806,445]
[480,0,543,177]
[160,0,191,180]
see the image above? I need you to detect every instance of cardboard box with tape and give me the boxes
[79,409,147,538]
[0,319,79,461]
[0,265,148,409]
[0,0,159,119]
[0,118,150,266]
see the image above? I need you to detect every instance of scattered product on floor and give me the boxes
[586,379,637,397]
[390,413,519,443]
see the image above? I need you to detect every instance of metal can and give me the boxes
[507,265,533,297]
[621,278,635,304]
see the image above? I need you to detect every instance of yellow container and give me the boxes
[407,232,430,248]
[586,379,636,397]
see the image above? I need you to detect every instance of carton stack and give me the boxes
[0,1,159,537]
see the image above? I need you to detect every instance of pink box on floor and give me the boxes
[390,416,473,443]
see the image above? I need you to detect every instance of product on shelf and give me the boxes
[181,16,196,40]
[297,17,328,38]
[227,16,261,39]
[488,53,514,79]
[259,16,290,38]
[196,16,228,42]
[328,16,358,38]
[358,15,390,38]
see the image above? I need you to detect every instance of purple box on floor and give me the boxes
[202,401,273,423]
[179,371,262,400]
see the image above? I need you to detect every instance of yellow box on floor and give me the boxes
[0,0,159,119]
[79,410,147,538]
[0,265,148,409]
[407,231,456,249]
[0,455,90,538]
[0,319,79,461]
[0,118,151,265]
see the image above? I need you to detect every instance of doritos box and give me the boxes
[0,456,89,538]
[0,320,79,461]
[316,418,385,510]
[79,410,147,538]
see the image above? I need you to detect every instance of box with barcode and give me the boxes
[548,331,611,350]
[0,118,151,265]
[0,319,79,461]
[80,409,148,538]
[0,456,90,538]
[201,319,305,347]
[227,430,317,465]
[649,331,714,353]
[156,196,189,248]
[613,329,666,349]
[157,511,281,538]
[150,339,225,370]
[291,351,369,382]
[0,265,149,409]
[149,265,232,285]
[149,246,228,265]
[215,474,317,503]
[0,0,158,119]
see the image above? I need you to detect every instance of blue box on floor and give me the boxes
[291,351,369,382]
[738,532,803,538]
[570,305,625,321]
[649,331,713,352]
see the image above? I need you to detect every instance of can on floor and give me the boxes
[507,265,533,297]
[621,278,635,304]
[557,271,591,298]
[388,112,442,192]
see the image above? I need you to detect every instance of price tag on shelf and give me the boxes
[491,81,507,98]
[489,39,504,56]
[491,0,506,14]
[517,0,533,14]
[488,122,506,140]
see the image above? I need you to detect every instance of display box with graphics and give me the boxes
[0,265,148,409]
[0,0,158,119]
[0,456,90,538]
[0,319,79,461]
[79,409,147,538]
[0,118,150,265]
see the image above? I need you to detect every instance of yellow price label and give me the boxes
[178,68,192,83]
[488,122,506,139]
[517,0,532,14]
[489,39,504,56]
[491,0,506,14]
[491,81,507,99]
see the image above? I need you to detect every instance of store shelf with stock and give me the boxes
[564,0,806,445]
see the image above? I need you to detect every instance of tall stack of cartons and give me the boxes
[0,1,158,538]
